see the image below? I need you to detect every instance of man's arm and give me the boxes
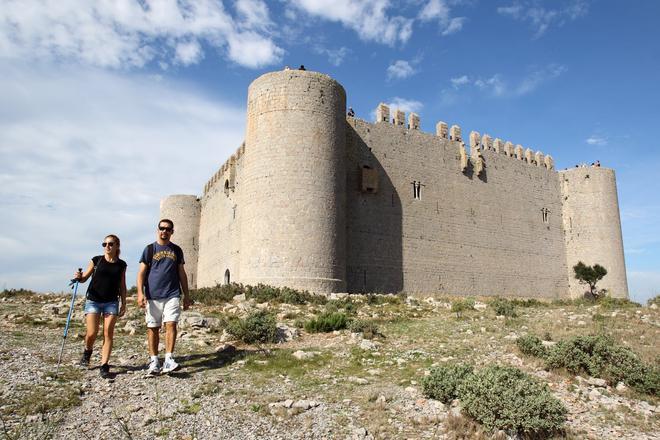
[137,262,148,308]
[178,264,190,310]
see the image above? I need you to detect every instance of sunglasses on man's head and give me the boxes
[159,226,173,232]
[102,242,116,247]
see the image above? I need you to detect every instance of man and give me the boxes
[137,219,191,375]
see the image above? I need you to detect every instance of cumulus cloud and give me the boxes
[0,62,245,292]
[387,60,417,80]
[586,135,608,146]
[475,74,506,96]
[418,0,467,36]
[498,0,589,37]
[289,0,414,45]
[0,0,283,69]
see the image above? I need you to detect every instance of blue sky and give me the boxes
[1,0,658,303]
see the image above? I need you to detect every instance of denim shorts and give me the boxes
[84,300,119,316]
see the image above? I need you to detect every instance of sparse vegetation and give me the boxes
[451,298,475,318]
[348,319,383,339]
[226,310,278,344]
[304,311,349,333]
[544,334,659,395]
[489,297,518,318]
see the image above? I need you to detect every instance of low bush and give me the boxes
[226,310,277,344]
[516,334,547,358]
[451,298,475,318]
[304,312,348,333]
[422,363,474,403]
[348,319,383,339]
[489,298,518,318]
[192,283,243,304]
[459,365,567,435]
[365,293,404,306]
[0,288,38,298]
[544,334,658,395]
[325,297,359,315]
[648,295,660,307]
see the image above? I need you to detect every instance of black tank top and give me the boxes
[86,256,127,302]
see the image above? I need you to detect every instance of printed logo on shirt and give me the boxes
[153,250,177,262]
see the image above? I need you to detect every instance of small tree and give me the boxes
[573,261,607,299]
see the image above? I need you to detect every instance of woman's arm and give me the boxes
[74,260,95,283]
[118,267,127,317]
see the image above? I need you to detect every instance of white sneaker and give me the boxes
[162,357,180,374]
[146,358,161,376]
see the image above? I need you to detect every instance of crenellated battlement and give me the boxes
[372,103,555,171]
[203,141,245,196]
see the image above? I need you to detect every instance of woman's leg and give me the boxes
[100,314,117,365]
[84,313,101,350]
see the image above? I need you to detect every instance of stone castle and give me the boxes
[160,69,628,299]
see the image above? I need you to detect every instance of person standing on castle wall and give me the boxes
[73,234,127,379]
[136,219,190,375]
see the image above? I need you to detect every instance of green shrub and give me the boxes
[422,363,474,403]
[451,298,475,318]
[326,297,359,315]
[304,312,348,333]
[192,283,243,304]
[348,319,382,339]
[490,298,518,317]
[545,334,658,395]
[648,295,660,307]
[516,334,547,358]
[226,310,277,344]
[0,288,38,298]
[365,293,403,306]
[459,365,567,435]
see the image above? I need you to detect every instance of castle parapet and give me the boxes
[524,148,534,163]
[469,131,481,150]
[544,155,554,170]
[376,103,390,123]
[535,151,544,167]
[493,138,503,154]
[394,109,405,126]
[409,113,420,130]
[436,121,448,138]
[450,125,462,141]
[482,134,493,151]
[515,144,524,160]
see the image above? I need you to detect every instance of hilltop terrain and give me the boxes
[0,289,657,439]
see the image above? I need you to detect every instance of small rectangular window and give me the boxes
[413,181,422,200]
[361,165,379,193]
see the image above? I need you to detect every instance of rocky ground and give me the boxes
[0,291,658,440]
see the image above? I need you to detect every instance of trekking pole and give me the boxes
[55,268,82,377]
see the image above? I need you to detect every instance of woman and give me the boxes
[74,234,127,378]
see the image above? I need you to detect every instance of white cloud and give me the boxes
[586,135,608,146]
[467,64,566,97]
[0,0,283,69]
[475,74,506,96]
[387,60,416,80]
[628,271,660,305]
[314,46,350,66]
[289,0,414,45]
[418,0,467,36]
[0,62,245,292]
[450,74,470,88]
[498,0,589,37]
[372,97,423,121]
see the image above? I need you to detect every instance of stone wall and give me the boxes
[159,195,201,289]
[346,118,569,298]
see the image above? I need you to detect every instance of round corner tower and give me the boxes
[160,194,201,289]
[560,167,628,298]
[239,69,347,293]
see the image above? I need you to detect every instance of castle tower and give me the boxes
[560,168,628,298]
[159,195,201,289]
[239,70,347,292]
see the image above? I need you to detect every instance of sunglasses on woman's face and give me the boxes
[102,242,116,247]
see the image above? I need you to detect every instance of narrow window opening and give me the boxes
[224,179,230,195]
[224,269,230,285]
[541,207,550,223]
[412,181,422,200]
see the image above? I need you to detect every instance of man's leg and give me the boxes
[165,321,177,354]
[147,327,160,356]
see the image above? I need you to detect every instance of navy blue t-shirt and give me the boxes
[139,242,185,300]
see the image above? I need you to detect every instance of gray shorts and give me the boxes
[145,296,180,328]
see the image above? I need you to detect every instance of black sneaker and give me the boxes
[100,364,110,379]
[79,349,92,367]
